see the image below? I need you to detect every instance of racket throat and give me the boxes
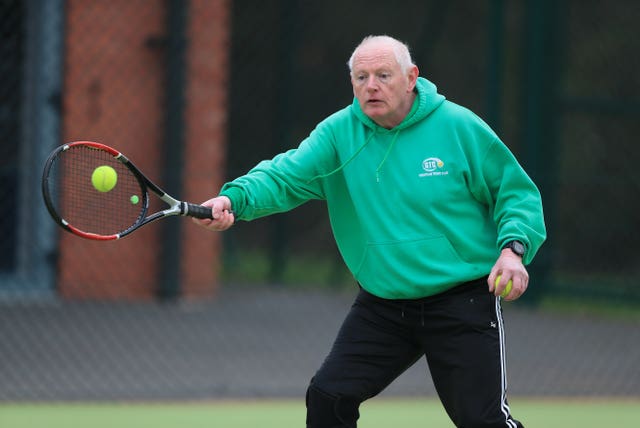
[179,201,189,216]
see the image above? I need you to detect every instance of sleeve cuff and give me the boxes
[219,186,246,219]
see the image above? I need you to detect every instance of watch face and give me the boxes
[511,241,525,256]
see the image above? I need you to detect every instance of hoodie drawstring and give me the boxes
[308,126,402,184]
[306,129,377,183]
[375,129,401,182]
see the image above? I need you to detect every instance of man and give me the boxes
[195,35,546,428]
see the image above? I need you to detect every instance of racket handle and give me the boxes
[184,202,235,221]
[185,203,213,219]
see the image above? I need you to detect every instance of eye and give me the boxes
[378,72,391,82]
[355,74,367,84]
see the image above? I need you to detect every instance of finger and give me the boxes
[487,270,499,293]
[199,198,216,208]
[505,289,520,301]
[504,276,525,301]
[491,272,510,297]
[225,210,235,224]
[222,211,235,228]
[192,217,212,227]
[207,211,233,230]
[211,205,225,220]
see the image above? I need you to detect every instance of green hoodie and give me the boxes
[221,77,546,299]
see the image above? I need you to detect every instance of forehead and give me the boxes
[352,43,400,72]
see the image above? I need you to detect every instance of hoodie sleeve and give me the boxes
[461,112,546,265]
[476,137,547,265]
[219,122,338,221]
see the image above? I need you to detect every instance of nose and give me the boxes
[366,76,378,91]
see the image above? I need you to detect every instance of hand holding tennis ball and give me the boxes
[495,275,513,298]
[91,165,118,192]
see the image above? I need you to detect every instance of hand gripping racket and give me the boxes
[42,141,224,240]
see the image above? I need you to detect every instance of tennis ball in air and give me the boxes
[130,195,140,205]
[91,165,118,192]
[495,275,513,298]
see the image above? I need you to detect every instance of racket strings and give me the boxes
[48,146,145,236]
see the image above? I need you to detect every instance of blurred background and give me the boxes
[1,0,639,402]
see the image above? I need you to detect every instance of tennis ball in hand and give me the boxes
[495,275,513,298]
[91,165,118,192]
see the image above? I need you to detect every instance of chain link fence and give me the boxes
[1,0,639,402]
[551,1,640,303]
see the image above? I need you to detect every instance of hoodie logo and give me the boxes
[419,157,449,177]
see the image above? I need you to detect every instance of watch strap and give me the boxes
[503,240,525,257]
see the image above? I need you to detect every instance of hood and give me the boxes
[307,77,446,184]
[351,77,446,131]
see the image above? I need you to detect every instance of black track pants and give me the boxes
[306,278,523,428]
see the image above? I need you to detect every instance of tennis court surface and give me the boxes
[1,287,638,401]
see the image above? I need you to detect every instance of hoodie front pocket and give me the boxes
[355,236,470,296]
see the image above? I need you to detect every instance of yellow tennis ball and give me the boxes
[495,275,513,298]
[91,165,118,192]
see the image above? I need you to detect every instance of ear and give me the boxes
[407,65,419,92]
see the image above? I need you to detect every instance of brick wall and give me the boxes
[59,0,230,299]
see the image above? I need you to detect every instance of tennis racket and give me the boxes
[42,141,225,240]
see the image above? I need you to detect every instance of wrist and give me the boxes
[219,188,242,214]
[502,240,525,258]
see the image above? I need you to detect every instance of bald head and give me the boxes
[347,35,415,74]
[347,35,419,129]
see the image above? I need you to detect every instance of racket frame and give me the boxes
[42,141,212,240]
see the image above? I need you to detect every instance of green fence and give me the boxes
[0,0,638,402]
[223,0,640,306]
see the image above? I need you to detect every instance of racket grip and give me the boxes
[185,203,214,219]
[185,203,235,222]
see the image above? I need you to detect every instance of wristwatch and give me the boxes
[503,240,525,257]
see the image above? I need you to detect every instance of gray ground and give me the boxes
[1,287,639,401]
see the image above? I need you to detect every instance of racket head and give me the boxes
[42,141,149,240]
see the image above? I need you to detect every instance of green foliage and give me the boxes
[221,250,354,289]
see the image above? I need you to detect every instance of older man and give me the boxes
[195,35,546,428]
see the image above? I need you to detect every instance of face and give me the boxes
[350,42,419,129]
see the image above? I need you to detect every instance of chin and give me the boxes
[364,107,387,119]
